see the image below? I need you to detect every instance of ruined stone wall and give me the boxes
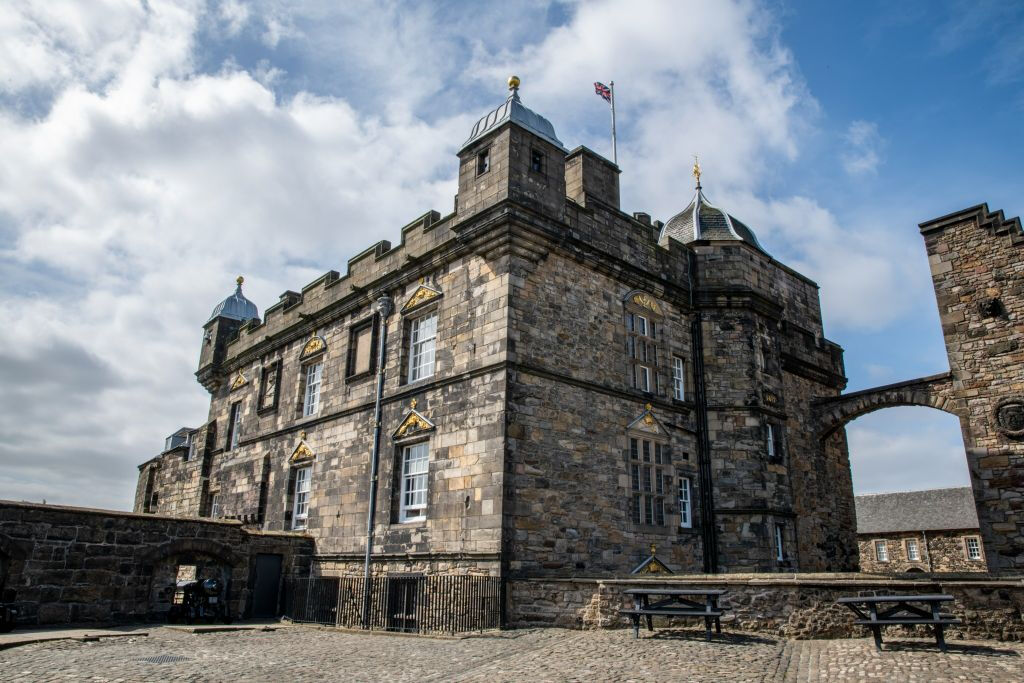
[133,446,205,517]
[921,207,1024,571]
[858,530,989,574]
[508,574,1024,641]
[0,501,313,626]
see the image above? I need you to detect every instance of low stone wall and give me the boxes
[508,573,1024,641]
[0,500,314,626]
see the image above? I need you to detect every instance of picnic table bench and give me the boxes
[620,588,727,641]
[837,594,961,652]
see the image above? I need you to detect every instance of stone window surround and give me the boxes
[402,305,440,386]
[257,359,282,415]
[678,475,692,529]
[476,147,490,176]
[345,313,380,382]
[289,463,313,531]
[299,361,323,418]
[627,433,672,528]
[873,539,889,562]
[963,535,983,561]
[225,401,243,451]
[390,435,431,526]
[624,302,662,396]
[904,537,922,562]
[530,147,545,175]
[774,522,785,562]
[764,420,786,461]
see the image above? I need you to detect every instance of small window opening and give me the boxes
[476,149,490,175]
[530,148,544,173]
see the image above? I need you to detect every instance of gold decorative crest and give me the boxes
[290,440,315,462]
[300,334,326,360]
[630,292,661,314]
[402,285,442,313]
[393,409,435,440]
[230,371,247,391]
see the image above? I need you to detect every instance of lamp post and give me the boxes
[362,294,393,628]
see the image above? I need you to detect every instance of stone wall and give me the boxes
[508,574,1024,641]
[0,501,313,626]
[858,530,989,573]
[921,205,1024,572]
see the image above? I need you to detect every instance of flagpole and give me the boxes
[609,80,617,165]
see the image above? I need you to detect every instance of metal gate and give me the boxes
[285,574,502,634]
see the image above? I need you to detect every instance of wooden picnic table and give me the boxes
[620,588,727,641]
[837,594,961,652]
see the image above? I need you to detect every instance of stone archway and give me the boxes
[142,538,243,620]
[813,372,965,439]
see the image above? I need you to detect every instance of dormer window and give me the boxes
[476,149,490,176]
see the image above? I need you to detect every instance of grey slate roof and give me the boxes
[208,279,259,323]
[659,188,767,254]
[461,90,565,152]
[855,487,979,534]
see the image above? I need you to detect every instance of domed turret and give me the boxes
[659,159,767,254]
[460,75,565,152]
[208,276,259,323]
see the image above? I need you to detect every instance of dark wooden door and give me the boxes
[252,554,283,618]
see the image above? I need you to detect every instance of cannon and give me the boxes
[0,589,18,633]
[167,578,232,624]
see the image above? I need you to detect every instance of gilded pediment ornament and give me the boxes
[628,404,666,436]
[393,407,436,440]
[402,284,442,313]
[290,434,315,462]
[630,292,661,315]
[230,371,248,391]
[300,332,327,360]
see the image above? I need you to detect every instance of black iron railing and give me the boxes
[284,574,502,634]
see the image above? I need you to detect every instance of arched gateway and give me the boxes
[818,204,1024,572]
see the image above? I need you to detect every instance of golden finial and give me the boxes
[645,403,653,412]
[692,155,702,189]
[650,544,657,556]
[508,75,521,91]
[236,275,244,286]
[410,398,418,410]
[299,431,306,440]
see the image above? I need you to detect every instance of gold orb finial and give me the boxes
[692,155,702,188]
[236,275,244,286]
[508,75,521,91]
[410,398,418,410]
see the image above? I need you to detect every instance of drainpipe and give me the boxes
[688,250,718,573]
[923,530,934,573]
[362,295,393,628]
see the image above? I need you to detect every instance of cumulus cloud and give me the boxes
[841,120,884,176]
[0,0,939,509]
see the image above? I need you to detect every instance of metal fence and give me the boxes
[285,574,502,634]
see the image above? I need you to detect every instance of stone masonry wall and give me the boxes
[0,501,313,626]
[858,530,989,573]
[922,207,1024,571]
[508,574,1024,641]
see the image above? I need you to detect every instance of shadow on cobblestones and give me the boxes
[880,640,1020,657]
[648,629,778,646]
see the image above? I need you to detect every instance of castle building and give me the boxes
[855,488,987,574]
[135,77,860,578]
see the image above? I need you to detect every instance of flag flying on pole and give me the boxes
[594,82,612,102]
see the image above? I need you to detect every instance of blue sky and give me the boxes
[0,0,1020,509]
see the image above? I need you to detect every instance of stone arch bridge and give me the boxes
[813,372,965,440]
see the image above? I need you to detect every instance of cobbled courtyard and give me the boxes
[1,626,1022,682]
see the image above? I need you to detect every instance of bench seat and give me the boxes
[854,618,961,626]
[620,608,724,618]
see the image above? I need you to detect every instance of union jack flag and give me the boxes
[594,81,612,102]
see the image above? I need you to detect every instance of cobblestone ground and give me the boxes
[0,626,1021,682]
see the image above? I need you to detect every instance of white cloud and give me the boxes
[0,0,939,510]
[841,119,884,176]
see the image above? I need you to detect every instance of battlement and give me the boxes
[920,202,1023,244]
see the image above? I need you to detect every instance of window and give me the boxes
[629,437,668,526]
[775,523,785,561]
[346,318,377,378]
[672,356,686,401]
[626,312,658,393]
[407,312,438,383]
[906,538,920,562]
[149,492,159,512]
[226,402,242,450]
[302,362,323,417]
[965,536,982,560]
[874,540,889,562]
[530,148,544,173]
[476,149,490,175]
[765,421,784,460]
[210,494,220,519]
[678,476,692,529]
[399,442,429,523]
[259,361,281,412]
[292,466,312,530]
[186,433,196,461]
